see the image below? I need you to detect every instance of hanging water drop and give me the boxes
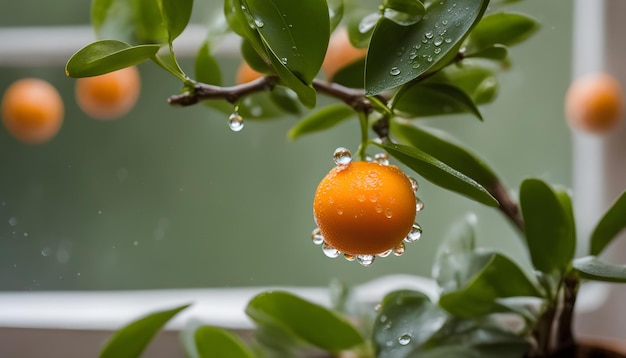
[409,177,419,193]
[374,152,389,165]
[404,223,422,243]
[356,254,375,266]
[416,198,425,212]
[333,147,352,165]
[389,67,401,76]
[344,253,356,261]
[254,18,264,28]
[280,57,288,65]
[311,227,324,245]
[393,242,406,256]
[228,112,244,132]
[377,249,393,257]
[322,242,340,258]
[398,333,412,346]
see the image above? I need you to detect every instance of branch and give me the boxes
[490,180,524,232]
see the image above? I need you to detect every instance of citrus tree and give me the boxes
[62,0,626,357]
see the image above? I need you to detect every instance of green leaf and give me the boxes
[574,256,626,283]
[373,290,449,358]
[288,104,354,140]
[465,44,509,62]
[92,0,169,44]
[366,0,489,95]
[590,191,626,255]
[246,291,364,353]
[100,303,191,358]
[379,141,498,206]
[347,10,379,49]
[332,58,366,88]
[426,62,499,104]
[153,46,188,81]
[391,121,499,191]
[438,252,542,317]
[520,179,576,274]
[195,41,223,86]
[194,326,255,358]
[466,12,540,53]
[159,0,193,41]
[382,0,426,26]
[432,214,477,288]
[66,40,160,78]
[328,0,344,32]
[393,82,483,120]
[269,87,302,115]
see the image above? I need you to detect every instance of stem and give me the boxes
[490,180,524,232]
[168,76,277,106]
[555,272,579,351]
[356,112,369,161]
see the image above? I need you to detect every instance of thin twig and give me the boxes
[490,180,524,232]
[167,76,277,106]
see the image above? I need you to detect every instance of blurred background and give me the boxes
[0,0,573,291]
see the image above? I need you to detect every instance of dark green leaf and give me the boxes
[288,104,354,140]
[391,121,499,191]
[195,326,255,358]
[92,0,168,44]
[426,61,499,104]
[159,0,193,41]
[465,44,509,62]
[574,256,626,283]
[382,0,426,26]
[466,12,540,53]
[224,0,270,64]
[520,179,576,274]
[328,0,344,32]
[347,10,379,49]
[269,87,302,115]
[246,291,364,353]
[366,0,489,95]
[240,39,272,74]
[590,191,626,255]
[331,58,366,87]
[380,141,498,206]
[373,290,448,358]
[438,252,542,317]
[393,82,483,120]
[153,47,187,81]
[195,41,223,86]
[100,303,191,358]
[66,40,160,78]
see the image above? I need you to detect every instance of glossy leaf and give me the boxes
[427,62,499,104]
[590,190,626,255]
[328,0,344,32]
[520,179,576,274]
[92,0,168,44]
[432,214,477,288]
[153,47,187,81]
[373,290,448,358]
[331,58,366,88]
[393,82,483,120]
[66,40,160,77]
[288,104,354,140]
[465,44,509,62]
[100,303,190,358]
[380,141,498,206]
[347,10,379,49]
[466,12,540,53]
[366,0,489,95]
[246,291,364,353]
[194,326,255,358]
[159,0,193,41]
[195,41,223,86]
[269,87,302,115]
[438,251,541,317]
[224,0,269,65]
[382,0,426,26]
[391,121,499,192]
[574,256,626,283]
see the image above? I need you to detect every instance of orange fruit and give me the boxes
[322,27,367,81]
[236,61,264,84]
[1,78,64,144]
[75,66,140,120]
[565,73,624,134]
[313,161,417,256]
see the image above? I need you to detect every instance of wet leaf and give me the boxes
[574,256,626,283]
[194,326,255,358]
[328,0,344,32]
[100,303,191,358]
[66,40,160,77]
[347,10,379,49]
[195,41,222,86]
[366,0,489,95]
[382,0,426,26]
[159,0,193,41]
[393,82,482,120]
[426,62,499,104]
[92,0,168,44]
[288,104,354,140]
[380,141,498,206]
[466,12,540,53]
[520,179,576,274]
[246,291,364,353]
[590,190,626,255]
[465,44,509,62]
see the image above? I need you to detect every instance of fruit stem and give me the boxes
[357,112,370,161]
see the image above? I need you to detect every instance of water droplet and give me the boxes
[396,46,405,56]
[434,48,442,54]
[374,153,389,165]
[280,57,288,65]
[344,253,355,261]
[412,62,421,69]
[380,314,388,322]
[398,333,412,346]
[328,196,334,204]
[228,112,244,132]
[404,223,422,243]
[337,207,344,215]
[377,249,393,257]
[357,193,366,202]
[409,52,418,60]
[421,38,428,44]
[357,254,375,266]
[385,209,393,218]
[133,240,139,246]
[389,67,401,76]
[409,177,419,193]
[322,242,340,258]
[311,227,324,245]
[445,38,452,43]
[333,147,352,165]
[434,37,443,46]
[393,242,406,256]
[254,18,264,27]
[288,24,293,28]
[369,194,378,203]
[385,340,393,347]
[427,56,433,62]
[375,304,382,312]
[425,31,434,39]
[23,232,28,237]
[375,204,383,213]
[8,217,17,226]
[442,20,448,26]
[416,198,425,212]
[41,248,52,257]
